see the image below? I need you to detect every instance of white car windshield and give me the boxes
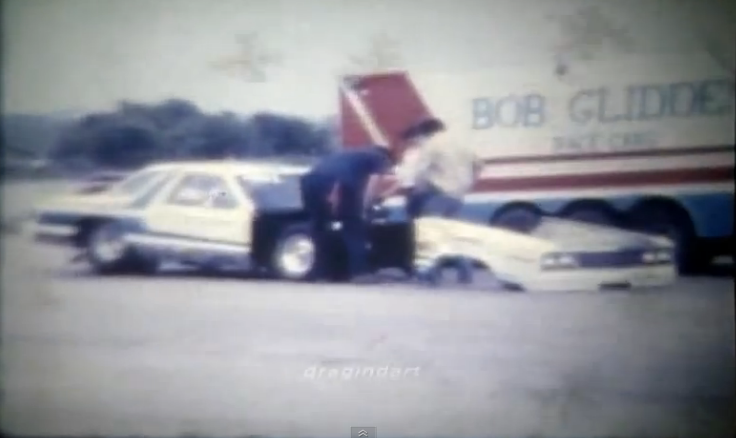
[110,170,164,195]
[237,172,303,210]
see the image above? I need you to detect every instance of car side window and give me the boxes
[206,177,239,209]
[167,174,211,206]
[167,173,239,209]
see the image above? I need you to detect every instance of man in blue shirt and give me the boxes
[300,145,395,282]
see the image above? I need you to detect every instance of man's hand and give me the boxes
[363,173,388,209]
[377,174,403,198]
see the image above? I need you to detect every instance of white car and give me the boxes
[29,160,414,281]
[31,161,313,278]
[414,216,678,291]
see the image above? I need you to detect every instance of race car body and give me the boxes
[30,160,413,280]
[414,216,677,291]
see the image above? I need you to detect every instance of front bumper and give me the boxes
[514,264,678,292]
[32,223,78,247]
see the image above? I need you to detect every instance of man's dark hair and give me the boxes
[400,117,446,141]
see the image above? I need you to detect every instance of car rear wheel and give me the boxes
[271,224,317,281]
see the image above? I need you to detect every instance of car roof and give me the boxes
[144,159,310,176]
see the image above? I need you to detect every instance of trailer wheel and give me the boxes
[560,201,620,227]
[492,204,541,233]
[626,202,705,274]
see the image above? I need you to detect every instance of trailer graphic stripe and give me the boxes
[483,144,734,166]
[473,166,733,193]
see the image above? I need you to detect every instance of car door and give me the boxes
[144,171,254,251]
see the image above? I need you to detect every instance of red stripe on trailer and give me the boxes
[344,72,433,148]
[484,145,734,166]
[472,166,734,193]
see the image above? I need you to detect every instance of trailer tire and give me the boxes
[560,201,620,227]
[492,204,541,233]
[626,201,706,274]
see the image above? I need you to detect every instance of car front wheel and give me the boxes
[86,221,157,275]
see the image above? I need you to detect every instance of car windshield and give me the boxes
[110,170,164,195]
[237,172,303,210]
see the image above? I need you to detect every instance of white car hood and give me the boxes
[531,218,673,251]
[35,192,134,214]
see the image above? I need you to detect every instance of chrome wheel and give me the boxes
[90,222,127,264]
[275,233,315,280]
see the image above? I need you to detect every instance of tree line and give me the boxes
[50,99,338,171]
[3,99,338,177]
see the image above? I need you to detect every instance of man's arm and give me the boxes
[327,182,341,215]
[414,144,437,177]
[363,173,388,209]
[376,174,403,199]
[362,147,397,208]
[378,149,418,199]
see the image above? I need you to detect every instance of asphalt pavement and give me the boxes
[1,235,734,438]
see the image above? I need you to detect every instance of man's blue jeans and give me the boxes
[408,185,474,284]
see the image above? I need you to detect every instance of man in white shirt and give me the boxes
[382,118,483,284]
[393,130,430,218]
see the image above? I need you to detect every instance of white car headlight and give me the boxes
[642,251,657,263]
[642,249,672,263]
[541,253,579,269]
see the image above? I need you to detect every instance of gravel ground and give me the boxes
[1,234,734,438]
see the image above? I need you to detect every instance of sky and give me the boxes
[2,0,732,118]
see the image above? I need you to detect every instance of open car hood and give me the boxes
[34,192,135,214]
